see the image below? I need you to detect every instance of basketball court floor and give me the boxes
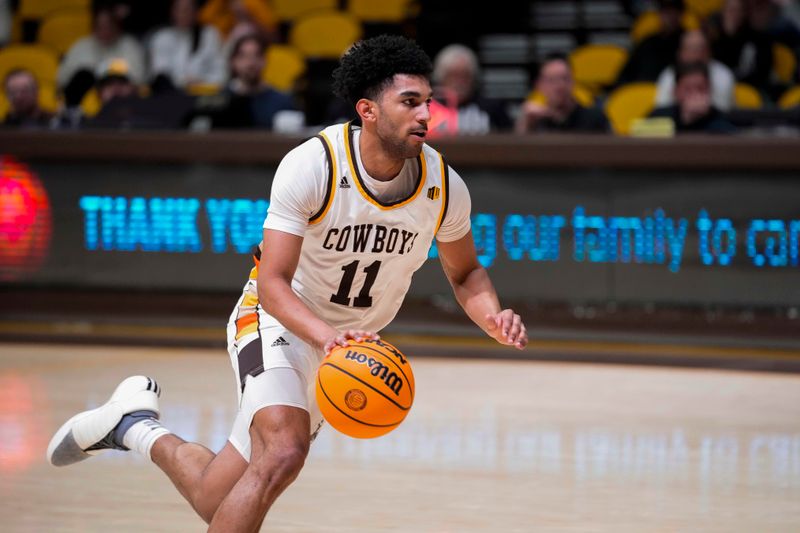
[1,342,798,532]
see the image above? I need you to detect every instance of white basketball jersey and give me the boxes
[281,122,452,332]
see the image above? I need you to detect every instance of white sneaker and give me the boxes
[47,376,161,467]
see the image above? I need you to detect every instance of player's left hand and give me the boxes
[485,310,527,350]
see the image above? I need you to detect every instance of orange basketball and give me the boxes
[316,339,414,439]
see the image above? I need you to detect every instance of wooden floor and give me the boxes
[1,342,799,532]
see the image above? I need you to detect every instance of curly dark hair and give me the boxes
[332,35,433,105]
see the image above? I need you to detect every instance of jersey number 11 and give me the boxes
[330,260,381,308]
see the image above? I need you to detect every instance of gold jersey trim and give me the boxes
[343,122,427,210]
[309,132,337,225]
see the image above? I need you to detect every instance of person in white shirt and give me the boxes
[655,29,736,111]
[57,4,146,89]
[148,0,226,89]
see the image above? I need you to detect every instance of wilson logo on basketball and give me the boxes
[344,389,367,411]
[344,350,403,395]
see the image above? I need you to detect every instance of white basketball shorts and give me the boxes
[226,316,325,461]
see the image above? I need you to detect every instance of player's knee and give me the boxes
[252,442,308,488]
[270,443,308,480]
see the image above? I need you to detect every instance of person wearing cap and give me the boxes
[615,0,686,86]
[95,58,138,105]
[57,3,146,90]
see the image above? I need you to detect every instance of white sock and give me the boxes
[122,419,171,459]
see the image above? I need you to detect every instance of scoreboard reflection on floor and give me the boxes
[3,158,798,307]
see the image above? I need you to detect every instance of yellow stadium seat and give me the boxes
[19,0,89,20]
[528,84,595,108]
[185,83,222,96]
[684,0,724,19]
[569,44,628,93]
[773,43,797,85]
[348,0,415,22]
[0,45,59,86]
[734,83,762,108]
[779,85,800,109]
[605,82,657,135]
[271,0,337,21]
[262,44,307,92]
[290,10,362,59]
[38,10,91,56]
[80,88,101,117]
[631,11,699,43]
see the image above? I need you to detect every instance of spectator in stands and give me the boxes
[750,0,800,58]
[95,58,138,106]
[431,44,512,134]
[2,70,53,128]
[214,34,299,129]
[86,57,196,129]
[199,0,279,49]
[149,0,227,91]
[515,54,609,133]
[656,29,736,111]
[649,62,736,133]
[57,4,146,90]
[705,0,774,92]
[616,0,685,85]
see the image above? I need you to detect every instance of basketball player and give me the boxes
[47,35,528,531]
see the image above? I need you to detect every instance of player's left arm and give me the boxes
[437,232,528,350]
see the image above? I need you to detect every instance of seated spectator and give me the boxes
[515,54,609,133]
[750,0,800,58]
[57,4,146,90]
[705,0,773,92]
[149,0,226,91]
[431,44,511,134]
[649,62,737,133]
[95,58,138,106]
[656,30,736,111]
[86,58,196,129]
[2,70,53,128]
[199,0,279,48]
[616,0,685,85]
[213,34,299,129]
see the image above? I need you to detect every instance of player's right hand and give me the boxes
[323,330,380,355]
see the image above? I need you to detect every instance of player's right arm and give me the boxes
[257,229,377,353]
[256,138,377,353]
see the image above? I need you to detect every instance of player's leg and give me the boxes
[182,360,322,528]
[149,436,247,523]
[45,374,247,524]
[209,403,311,532]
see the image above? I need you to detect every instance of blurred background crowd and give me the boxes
[1,0,799,136]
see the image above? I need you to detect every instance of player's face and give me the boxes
[374,74,432,159]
